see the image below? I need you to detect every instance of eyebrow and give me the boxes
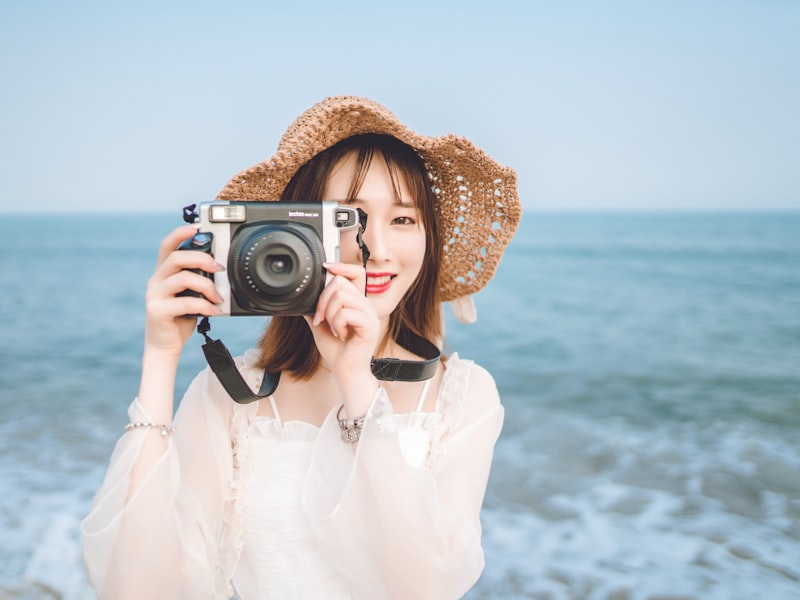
[340,197,417,208]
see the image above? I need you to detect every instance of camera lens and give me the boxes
[267,255,292,274]
[229,222,325,314]
[256,249,299,289]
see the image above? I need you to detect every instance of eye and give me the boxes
[392,215,417,225]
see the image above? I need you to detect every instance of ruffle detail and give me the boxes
[439,353,471,434]
[368,388,396,434]
[426,353,472,470]
[216,358,260,598]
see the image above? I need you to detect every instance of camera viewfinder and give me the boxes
[335,208,357,228]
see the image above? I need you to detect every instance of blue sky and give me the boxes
[1,0,798,213]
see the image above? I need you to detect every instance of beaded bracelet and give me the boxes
[124,422,176,437]
[336,405,365,444]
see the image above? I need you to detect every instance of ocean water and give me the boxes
[1,211,798,599]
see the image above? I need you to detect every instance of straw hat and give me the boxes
[217,96,521,323]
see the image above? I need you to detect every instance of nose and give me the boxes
[362,222,391,263]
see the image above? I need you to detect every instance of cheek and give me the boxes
[337,230,361,262]
[404,231,427,273]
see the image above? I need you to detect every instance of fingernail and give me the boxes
[312,316,320,327]
[331,329,338,338]
[215,262,226,272]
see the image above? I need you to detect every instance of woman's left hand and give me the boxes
[305,263,380,410]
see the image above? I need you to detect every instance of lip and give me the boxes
[366,272,396,294]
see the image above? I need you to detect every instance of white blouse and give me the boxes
[81,351,504,600]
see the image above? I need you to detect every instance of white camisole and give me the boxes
[231,381,439,599]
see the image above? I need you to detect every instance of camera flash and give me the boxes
[210,204,247,222]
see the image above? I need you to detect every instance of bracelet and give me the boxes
[124,422,176,437]
[337,405,365,444]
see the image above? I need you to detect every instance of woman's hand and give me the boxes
[143,225,225,357]
[306,262,380,414]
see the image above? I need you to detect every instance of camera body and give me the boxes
[180,201,360,316]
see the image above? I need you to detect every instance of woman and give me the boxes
[82,96,521,599]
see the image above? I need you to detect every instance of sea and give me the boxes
[1,211,798,599]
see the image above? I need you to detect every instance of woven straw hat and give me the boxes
[217,96,521,323]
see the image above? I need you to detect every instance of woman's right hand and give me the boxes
[143,225,225,357]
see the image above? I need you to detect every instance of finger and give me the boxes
[313,275,367,327]
[155,249,223,283]
[315,267,367,312]
[156,225,201,266]
[150,270,224,304]
[317,286,346,328]
[320,285,375,338]
[324,262,367,287]
[147,295,223,321]
[312,274,340,326]
[326,307,376,341]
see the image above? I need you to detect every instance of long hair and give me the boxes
[256,134,442,378]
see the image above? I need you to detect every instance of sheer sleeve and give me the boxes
[81,367,240,600]
[302,356,503,600]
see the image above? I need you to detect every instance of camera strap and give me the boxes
[198,318,282,402]
[196,318,439,404]
[354,208,441,382]
[192,206,440,405]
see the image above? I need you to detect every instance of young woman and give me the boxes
[82,96,520,599]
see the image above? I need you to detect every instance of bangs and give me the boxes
[333,135,431,217]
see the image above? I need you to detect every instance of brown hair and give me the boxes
[255,134,442,378]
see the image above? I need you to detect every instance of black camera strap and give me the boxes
[193,207,440,405]
[198,318,282,402]
[197,318,440,404]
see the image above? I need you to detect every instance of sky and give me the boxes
[1,0,798,214]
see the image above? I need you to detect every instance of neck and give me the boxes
[374,318,399,358]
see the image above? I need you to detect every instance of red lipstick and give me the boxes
[366,272,395,294]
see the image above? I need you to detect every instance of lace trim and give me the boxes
[439,353,471,435]
[216,357,259,598]
[424,353,472,470]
